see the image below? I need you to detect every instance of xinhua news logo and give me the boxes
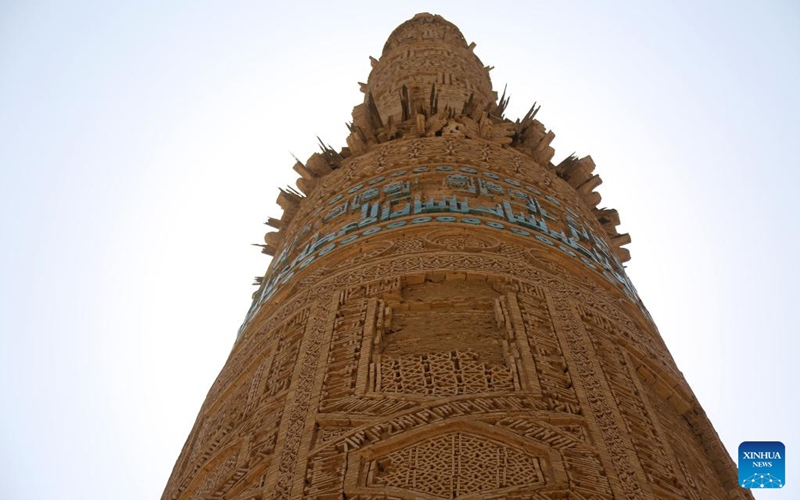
[739,441,785,489]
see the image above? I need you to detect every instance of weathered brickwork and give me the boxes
[163,13,750,499]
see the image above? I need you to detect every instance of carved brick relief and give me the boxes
[493,416,615,498]
[319,294,371,407]
[645,383,731,500]
[304,409,624,499]
[266,297,336,500]
[165,13,750,500]
[186,447,240,500]
[582,311,687,497]
[165,310,310,500]
[376,279,518,396]
[551,299,651,499]
[299,269,641,499]
[514,285,581,414]
[366,431,545,498]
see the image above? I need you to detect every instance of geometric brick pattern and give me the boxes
[367,431,544,498]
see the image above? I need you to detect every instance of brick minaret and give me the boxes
[163,13,749,499]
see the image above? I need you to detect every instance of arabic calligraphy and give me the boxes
[239,166,637,336]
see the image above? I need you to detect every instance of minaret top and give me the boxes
[357,13,496,135]
[381,13,469,55]
[282,14,631,268]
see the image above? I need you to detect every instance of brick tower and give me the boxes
[163,13,749,500]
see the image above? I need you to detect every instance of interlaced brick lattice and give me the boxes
[367,432,544,498]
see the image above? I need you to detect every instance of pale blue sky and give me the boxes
[1,1,797,498]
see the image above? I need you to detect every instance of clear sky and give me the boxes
[1,1,797,498]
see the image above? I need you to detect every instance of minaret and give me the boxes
[163,13,749,499]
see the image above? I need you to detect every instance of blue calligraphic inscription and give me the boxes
[509,189,528,201]
[275,224,309,266]
[593,248,613,271]
[446,174,469,187]
[536,215,548,233]
[323,201,348,222]
[470,201,505,218]
[539,208,557,222]
[273,249,289,268]
[565,238,594,259]
[353,187,380,208]
[413,195,450,215]
[559,245,577,257]
[239,209,643,338]
[545,195,561,206]
[238,167,643,338]
[359,202,380,227]
[318,243,336,256]
[565,206,580,219]
[310,232,337,253]
[383,181,409,196]
[336,221,359,236]
[381,198,411,221]
[525,196,541,214]
[566,217,591,242]
[479,179,505,196]
[549,229,569,244]
[501,201,536,231]
[589,228,615,260]
[447,196,470,214]
[565,223,581,241]
[446,174,475,194]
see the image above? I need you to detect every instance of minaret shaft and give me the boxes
[163,13,749,500]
